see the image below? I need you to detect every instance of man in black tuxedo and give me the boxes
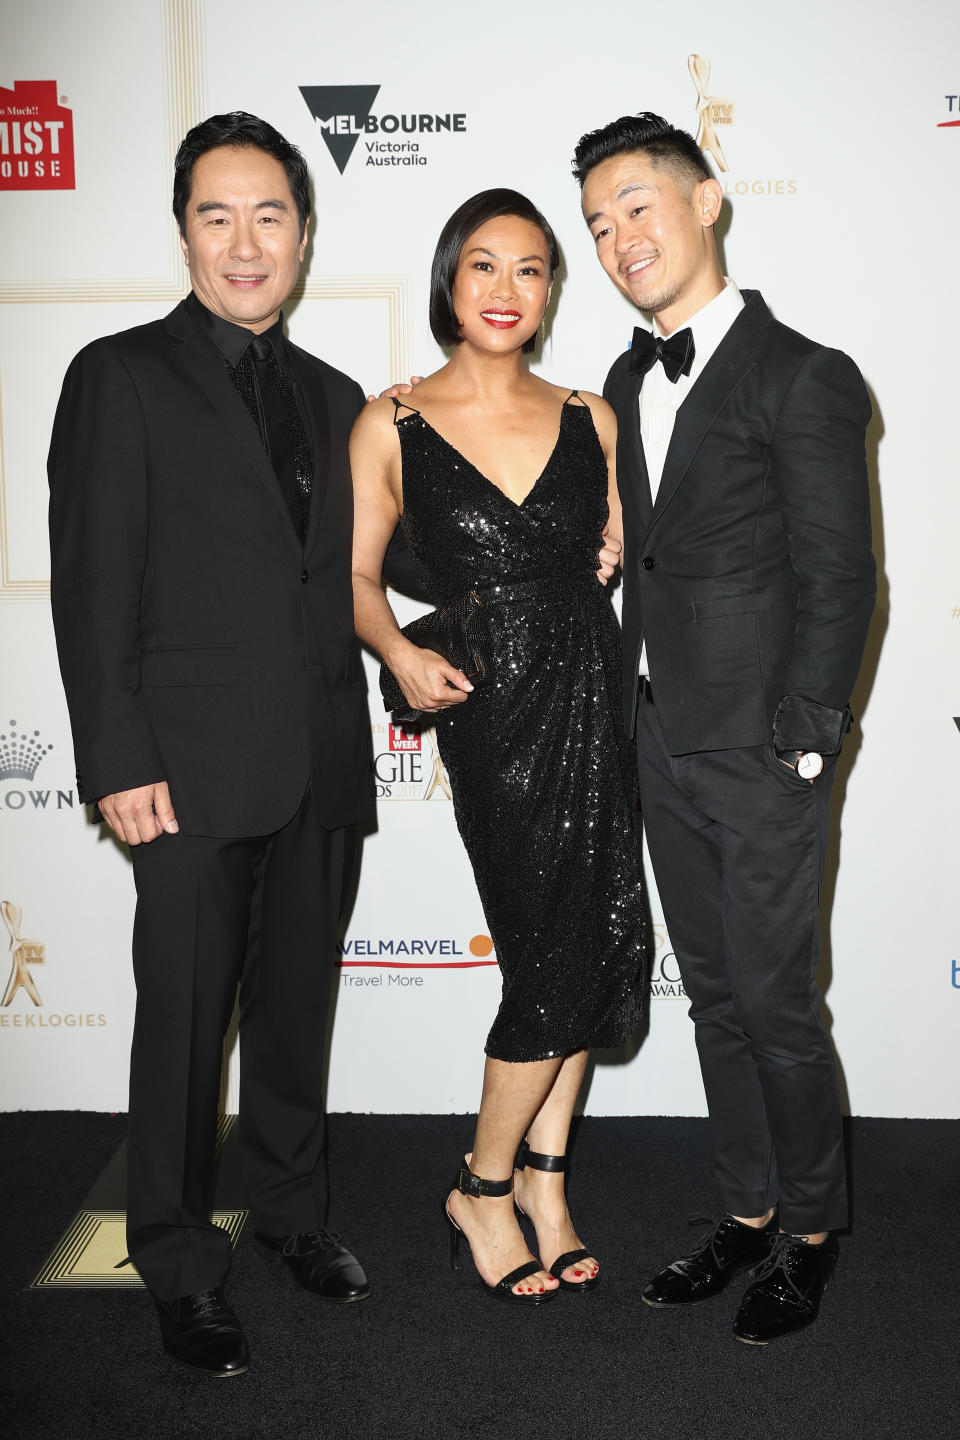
[48,113,392,1376]
[574,114,876,1343]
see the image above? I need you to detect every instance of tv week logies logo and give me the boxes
[299,85,466,174]
[689,53,796,198]
[0,81,75,191]
[0,899,107,1029]
[373,721,452,802]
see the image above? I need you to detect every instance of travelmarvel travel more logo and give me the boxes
[0,81,75,190]
[299,85,466,174]
[0,718,77,814]
[689,54,797,198]
[339,932,497,988]
[372,721,452,801]
[939,96,960,128]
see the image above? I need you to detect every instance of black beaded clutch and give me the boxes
[379,590,494,725]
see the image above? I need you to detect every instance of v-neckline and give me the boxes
[401,399,576,511]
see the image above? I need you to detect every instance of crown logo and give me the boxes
[0,720,53,781]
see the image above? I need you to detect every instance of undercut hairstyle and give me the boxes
[571,112,712,194]
[429,188,561,354]
[173,111,311,238]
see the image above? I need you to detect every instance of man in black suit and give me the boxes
[574,114,876,1343]
[48,113,389,1376]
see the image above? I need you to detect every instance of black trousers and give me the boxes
[126,786,351,1301]
[636,691,847,1234]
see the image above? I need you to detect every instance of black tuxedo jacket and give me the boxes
[49,298,371,836]
[604,290,876,754]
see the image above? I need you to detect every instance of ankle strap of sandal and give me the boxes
[514,1139,567,1173]
[455,1165,512,1199]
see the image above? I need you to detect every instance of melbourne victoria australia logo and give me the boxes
[299,85,466,173]
[0,718,77,815]
[0,81,75,190]
[373,721,452,802]
[689,54,796,198]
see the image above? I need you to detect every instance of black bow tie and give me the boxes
[629,326,695,383]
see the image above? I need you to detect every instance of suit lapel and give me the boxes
[165,302,303,557]
[649,290,774,528]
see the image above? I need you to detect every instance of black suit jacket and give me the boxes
[604,290,877,754]
[48,298,371,836]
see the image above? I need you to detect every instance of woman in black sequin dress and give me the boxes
[352,191,645,1304]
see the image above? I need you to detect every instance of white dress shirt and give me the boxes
[637,278,745,677]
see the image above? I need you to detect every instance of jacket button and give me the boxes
[641,556,656,570]
[300,569,309,584]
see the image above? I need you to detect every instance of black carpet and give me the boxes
[1,1114,957,1440]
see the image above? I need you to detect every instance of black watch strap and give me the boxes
[774,748,802,768]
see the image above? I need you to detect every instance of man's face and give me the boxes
[179,144,308,332]
[581,152,722,332]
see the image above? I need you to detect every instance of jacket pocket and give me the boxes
[140,643,238,687]
[693,587,795,620]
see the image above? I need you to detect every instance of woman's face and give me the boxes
[451,214,553,352]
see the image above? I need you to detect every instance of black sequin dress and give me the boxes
[394,394,645,1061]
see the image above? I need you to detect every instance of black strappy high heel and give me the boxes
[514,1139,601,1293]
[444,1161,558,1306]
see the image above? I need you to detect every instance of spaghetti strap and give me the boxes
[391,396,421,424]
[564,389,586,406]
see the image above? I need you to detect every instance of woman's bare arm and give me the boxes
[350,401,474,713]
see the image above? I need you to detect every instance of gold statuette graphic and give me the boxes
[688,55,734,173]
[2,899,44,1006]
[422,729,453,802]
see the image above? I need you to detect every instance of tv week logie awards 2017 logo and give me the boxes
[299,85,467,173]
[372,721,453,801]
[0,81,74,190]
[688,54,796,198]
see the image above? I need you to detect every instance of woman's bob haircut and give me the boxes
[429,188,561,354]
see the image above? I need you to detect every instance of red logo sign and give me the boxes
[388,724,421,752]
[0,81,75,191]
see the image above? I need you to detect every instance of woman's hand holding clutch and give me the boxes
[385,639,475,715]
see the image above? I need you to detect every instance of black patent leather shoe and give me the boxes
[254,1228,370,1303]
[154,1287,249,1377]
[733,1232,838,1344]
[642,1212,778,1308]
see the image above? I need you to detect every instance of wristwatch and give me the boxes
[776,749,824,779]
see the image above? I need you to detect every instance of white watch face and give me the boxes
[797,752,823,779]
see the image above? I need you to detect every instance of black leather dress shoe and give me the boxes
[154,1287,249,1377]
[733,1232,838,1344]
[642,1212,778,1308]
[254,1228,370,1303]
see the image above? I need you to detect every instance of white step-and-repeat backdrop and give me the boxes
[1,0,957,1118]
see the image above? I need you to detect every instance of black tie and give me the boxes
[629,326,695,383]
[250,334,309,540]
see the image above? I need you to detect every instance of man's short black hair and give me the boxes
[429,188,561,354]
[173,112,311,238]
[572,112,712,193]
